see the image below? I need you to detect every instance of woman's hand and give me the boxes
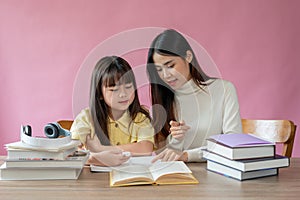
[87,150,130,166]
[169,120,190,140]
[151,148,188,163]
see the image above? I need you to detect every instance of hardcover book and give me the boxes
[6,147,77,160]
[0,164,84,180]
[5,140,80,152]
[5,151,89,168]
[207,133,275,160]
[109,161,198,187]
[207,160,278,181]
[0,151,89,180]
[203,150,289,172]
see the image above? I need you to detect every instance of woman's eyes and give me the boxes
[155,65,174,72]
[155,66,162,72]
[125,84,133,89]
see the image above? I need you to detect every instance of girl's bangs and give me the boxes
[102,68,134,87]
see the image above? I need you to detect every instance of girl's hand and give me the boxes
[86,134,103,152]
[151,148,188,163]
[86,135,120,152]
[88,150,130,166]
[169,120,190,140]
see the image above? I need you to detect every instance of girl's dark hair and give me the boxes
[90,56,150,145]
[146,29,212,147]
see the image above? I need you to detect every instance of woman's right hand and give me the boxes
[169,120,190,140]
[88,150,130,166]
[151,148,188,162]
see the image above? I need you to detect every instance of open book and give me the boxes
[109,160,198,187]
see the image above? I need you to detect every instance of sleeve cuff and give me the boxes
[184,146,207,162]
[167,137,185,151]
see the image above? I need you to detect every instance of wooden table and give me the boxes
[1,157,299,200]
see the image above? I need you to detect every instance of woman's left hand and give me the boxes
[151,148,188,162]
[169,120,190,140]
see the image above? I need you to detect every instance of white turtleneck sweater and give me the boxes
[167,79,242,162]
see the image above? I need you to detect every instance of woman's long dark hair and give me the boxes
[90,56,150,145]
[146,29,212,147]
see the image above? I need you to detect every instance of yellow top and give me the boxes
[70,108,155,147]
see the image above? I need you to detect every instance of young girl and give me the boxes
[71,56,155,166]
[147,29,242,162]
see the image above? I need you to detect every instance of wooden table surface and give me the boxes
[1,157,299,200]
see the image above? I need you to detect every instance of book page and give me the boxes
[149,161,192,181]
[91,156,155,172]
[110,165,153,186]
[128,156,155,166]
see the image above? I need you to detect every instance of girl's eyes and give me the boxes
[107,84,133,91]
[109,87,118,92]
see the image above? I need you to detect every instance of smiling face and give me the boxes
[102,82,135,119]
[153,52,192,90]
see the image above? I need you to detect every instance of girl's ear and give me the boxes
[99,94,104,100]
[185,50,193,63]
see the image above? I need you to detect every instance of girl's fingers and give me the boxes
[109,149,123,154]
[120,156,130,162]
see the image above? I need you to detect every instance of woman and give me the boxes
[147,29,242,162]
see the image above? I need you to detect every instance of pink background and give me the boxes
[1,0,299,156]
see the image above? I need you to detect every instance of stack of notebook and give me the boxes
[203,133,290,181]
[0,135,88,180]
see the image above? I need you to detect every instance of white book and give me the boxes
[207,133,275,160]
[203,150,289,172]
[5,152,89,168]
[6,147,77,160]
[0,163,84,180]
[5,140,80,152]
[207,160,278,181]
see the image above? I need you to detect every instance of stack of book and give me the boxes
[203,133,290,181]
[0,134,88,180]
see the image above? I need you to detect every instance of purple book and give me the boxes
[209,133,274,148]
